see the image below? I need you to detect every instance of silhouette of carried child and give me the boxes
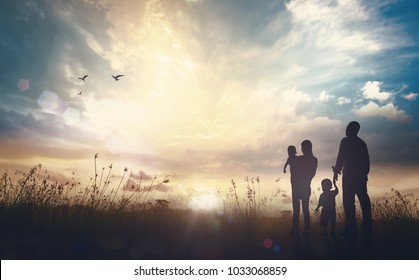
[315,175,339,238]
[283,145,297,174]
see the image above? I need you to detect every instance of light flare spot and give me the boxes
[263,238,273,249]
[17,79,30,91]
[63,107,81,126]
[37,90,66,114]
[226,215,234,224]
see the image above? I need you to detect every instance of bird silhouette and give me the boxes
[111,74,124,81]
[78,75,88,82]
[77,91,82,96]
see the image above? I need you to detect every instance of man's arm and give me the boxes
[333,139,346,181]
[334,139,345,173]
[333,179,339,195]
[332,165,341,183]
[364,142,370,175]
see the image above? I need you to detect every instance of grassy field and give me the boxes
[1,164,418,260]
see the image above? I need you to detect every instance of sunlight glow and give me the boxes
[188,193,218,211]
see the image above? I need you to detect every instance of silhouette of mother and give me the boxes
[290,140,318,238]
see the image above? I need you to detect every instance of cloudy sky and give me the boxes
[1,0,418,209]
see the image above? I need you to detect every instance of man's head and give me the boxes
[346,121,360,137]
[301,140,313,155]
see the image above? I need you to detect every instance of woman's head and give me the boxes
[301,140,313,156]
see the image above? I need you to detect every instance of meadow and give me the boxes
[1,162,418,260]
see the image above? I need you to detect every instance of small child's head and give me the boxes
[321,178,333,192]
[287,145,297,157]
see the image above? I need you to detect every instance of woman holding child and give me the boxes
[286,140,318,238]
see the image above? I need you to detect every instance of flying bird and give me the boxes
[111,74,124,81]
[78,75,88,82]
[77,91,82,95]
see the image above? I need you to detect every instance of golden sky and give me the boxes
[1,0,419,210]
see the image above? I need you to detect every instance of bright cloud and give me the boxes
[354,101,411,122]
[319,90,333,102]
[402,92,418,101]
[286,0,381,54]
[354,80,414,122]
[361,81,392,102]
[337,97,351,105]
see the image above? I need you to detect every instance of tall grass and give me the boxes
[0,157,170,212]
[1,161,418,259]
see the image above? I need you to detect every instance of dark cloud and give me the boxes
[0,1,55,82]
[123,179,171,193]
[0,0,113,116]
[0,107,38,136]
[362,118,419,164]
[130,170,154,181]
[0,107,101,160]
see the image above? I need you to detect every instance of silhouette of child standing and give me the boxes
[315,178,339,237]
[283,145,297,173]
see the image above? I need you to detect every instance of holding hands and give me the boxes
[332,165,341,184]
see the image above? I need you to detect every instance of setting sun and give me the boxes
[188,192,219,211]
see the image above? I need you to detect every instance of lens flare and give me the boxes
[17,79,30,92]
[263,238,273,248]
[63,107,81,126]
[273,244,281,253]
[37,90,67,114]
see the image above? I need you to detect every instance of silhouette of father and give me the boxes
[333,121,372,248]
